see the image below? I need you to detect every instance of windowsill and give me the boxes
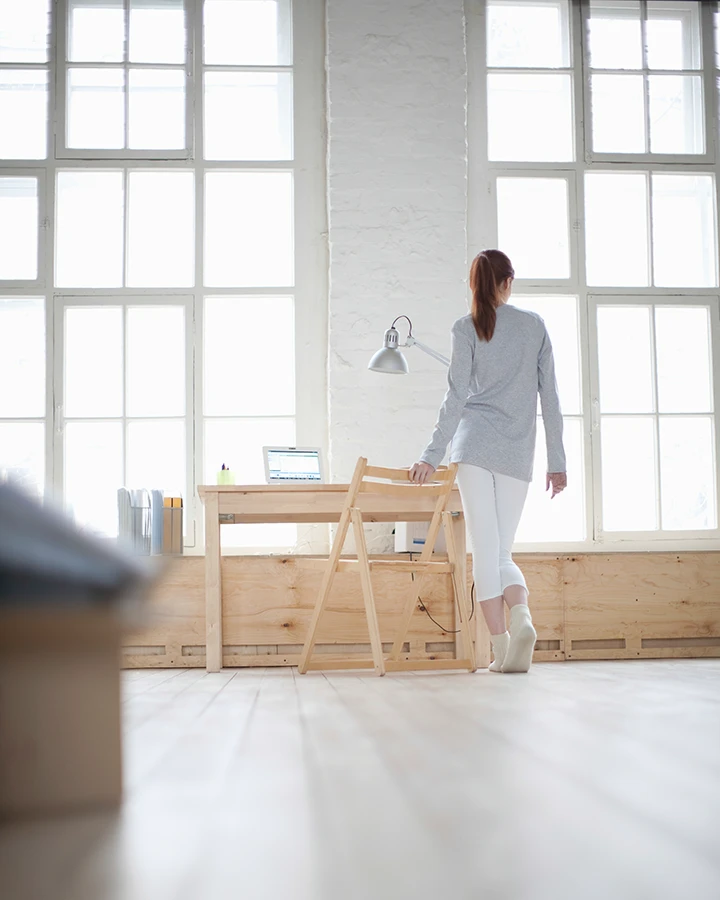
[177,541,720,556]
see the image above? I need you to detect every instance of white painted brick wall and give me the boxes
[326,0,469,548]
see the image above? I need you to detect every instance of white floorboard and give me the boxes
[2,660,720,900]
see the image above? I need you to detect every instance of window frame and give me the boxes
[52,292,196,542]
[492,168,580,286]
[470,0,720,551]
[0,294,48,497]
[55,0,194,160]
[588,293,720,544]
[0,0,328,554]
[582,0,717,166]
[0,168,47,288]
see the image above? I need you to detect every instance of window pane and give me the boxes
[585,173,649,287]
[129,0,185,63]
[511,296,581,416]
[0,297,44,417]
[487,0,570,68]
[65,421,123,536]
[204,296,294,416]
[660,417,716,530]
[129,69,185,150]
[204,416,296,548]
[0,177,38,280]
[598,306,654,414]
[204,72,293,161]
[652,174,717,288]
[497,178,570,279]
[68,0,124,62]
[0,0,50,63]
[655,307,712,414]
[56,171,124,288]
[601,417,658,531]
[649,76,704,154]
[516,417,585,543]
[65,307,123,417]
[591,75,645,153]
[204,0,291,65]
[647,1,702,70]
[204,171,293,287]
[0,422,44,496]
[67,68,125,149]
[127,420,185,497]
[127,306,185,417]
[127,171,194,287]
[588,0,642,69]
[488,73,573,162]
[0,71,48,159]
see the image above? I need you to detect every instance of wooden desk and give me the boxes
[197,484,472,673]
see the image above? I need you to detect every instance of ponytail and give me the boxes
[469,249,514,342]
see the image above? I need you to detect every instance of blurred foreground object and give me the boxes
[0,482,152,820]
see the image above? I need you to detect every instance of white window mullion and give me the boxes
[646,170,655,286]
[711,299,720,535]
[122,168,129,287]
[586,292,602,542]
[192,0,204,549]
[51,295,66,506]
[648,301,662,530]
[641,1,651,155]
[123,0,130,150]
[55,0,68,159]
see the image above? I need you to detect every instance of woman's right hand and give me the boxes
[410,462,436,484]
[546,472,567,499]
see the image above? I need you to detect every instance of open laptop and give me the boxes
[263,446,325,484]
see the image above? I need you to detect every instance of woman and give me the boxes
[410,249,567,674]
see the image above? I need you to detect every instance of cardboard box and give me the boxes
[162,497,183,555]
[0,608,123,819]
[0,481,150,820]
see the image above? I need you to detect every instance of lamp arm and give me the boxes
[406,335,450,367]
[389,315,450,367]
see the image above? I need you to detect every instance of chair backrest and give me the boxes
[346,458,458,559]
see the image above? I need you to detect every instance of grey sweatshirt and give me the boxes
[419,305,566,482]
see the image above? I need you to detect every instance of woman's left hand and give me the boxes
[409,462,436,484]
[546,472,567,499]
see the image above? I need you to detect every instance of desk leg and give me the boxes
[452,513,469,662]
[452,512,491,669]
[205,493,222,672]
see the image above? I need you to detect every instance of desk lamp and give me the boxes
[367,315,450,374]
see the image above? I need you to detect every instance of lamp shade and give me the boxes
[367,327,409,374]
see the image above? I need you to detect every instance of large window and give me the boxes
[474,0,720,548]
[0,0,325,551]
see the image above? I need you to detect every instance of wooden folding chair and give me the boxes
[297,457,476,675]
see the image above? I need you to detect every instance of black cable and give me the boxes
[411,571,476,634]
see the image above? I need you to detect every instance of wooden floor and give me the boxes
[2,661,720,900]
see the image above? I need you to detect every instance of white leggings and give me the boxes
[456,463,530,602]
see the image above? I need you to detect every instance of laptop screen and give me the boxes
[266,448,323,482]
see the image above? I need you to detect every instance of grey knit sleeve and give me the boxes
[538,325,566,473]
[419,320,473,470]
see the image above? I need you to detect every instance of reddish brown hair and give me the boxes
[469,250,514,342]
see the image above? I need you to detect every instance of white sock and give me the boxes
[489,631,510,672]
[501,605,536,674]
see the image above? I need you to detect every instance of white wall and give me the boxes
[326,0,470,503]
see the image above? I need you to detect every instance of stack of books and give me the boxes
[118,490,183,555]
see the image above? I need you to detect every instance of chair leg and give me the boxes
[389,571,427,660]
[443,511,476,672]
[351,508,385,676]
[298,506,351,674]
